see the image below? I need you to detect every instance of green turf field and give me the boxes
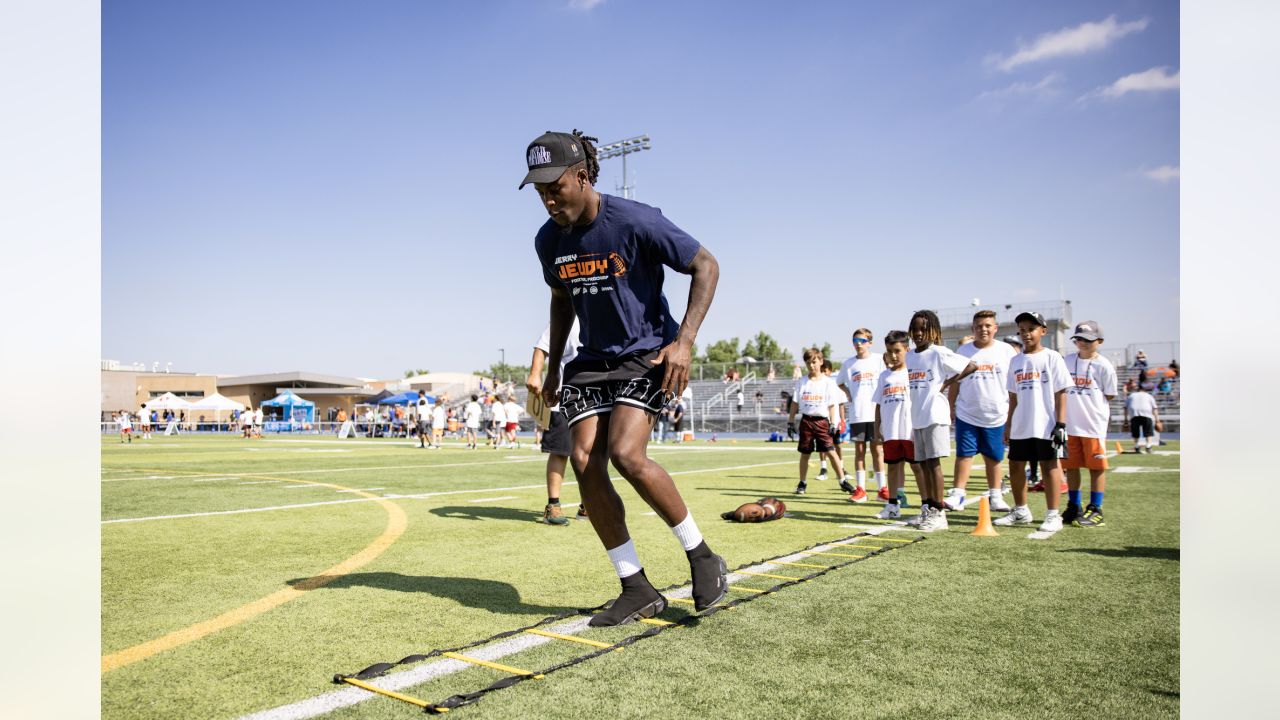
[101,434,1179,719]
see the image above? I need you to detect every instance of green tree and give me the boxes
[475,362,532,384]
[742,331,792,365]
[403,368,430,378]
[703,337,741,364]
[808,341,834,361]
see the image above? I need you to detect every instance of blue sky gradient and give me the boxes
[103,0,1178,378]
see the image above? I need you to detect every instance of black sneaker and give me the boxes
[794,483,807,495]
[1061,503,1083,525]
[1075,504,1105,527]
[576,504,589,519]
[589,570,667,627]
[687,541,728,611]
[838,479,856,494]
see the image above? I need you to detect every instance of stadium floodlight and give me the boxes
[596,134,651,199]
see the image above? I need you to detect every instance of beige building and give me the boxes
[100,369,219,420]
[216,371,380,420]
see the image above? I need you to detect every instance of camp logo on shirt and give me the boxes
[555,252,625,291]
[880,384,907,403]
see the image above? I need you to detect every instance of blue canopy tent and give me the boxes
[378,391,435,406]
[260,390,316,432]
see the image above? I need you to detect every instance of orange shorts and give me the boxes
[1063,435,1109,470]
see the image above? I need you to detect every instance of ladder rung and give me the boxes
[440,652,544,678]
[524,628,618,650]
[771,560,830,569]
[338,676,434,709]
[735,570,797,581]
[800,550,866,559]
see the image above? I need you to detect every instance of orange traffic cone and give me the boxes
[1115,441,1124,454]
[971,495,999,537]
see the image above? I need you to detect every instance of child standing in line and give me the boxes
[788,347,847,496]
[817,358,857,494]
[838,328,888,503]
[996,311,1073,533]
[873,331,923,519]
[904,310,977,531]
[1062,320,1118,528]
[946,310,1019,512]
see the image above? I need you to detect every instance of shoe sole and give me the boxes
[589,596,668,627]
[693,555,729,612]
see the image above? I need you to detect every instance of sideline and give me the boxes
[102,473,408,673]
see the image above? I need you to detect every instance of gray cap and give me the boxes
[1071,320,1104,341]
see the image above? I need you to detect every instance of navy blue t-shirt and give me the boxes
[535,194,701,362]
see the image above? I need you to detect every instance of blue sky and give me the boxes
[102,0,1179,378]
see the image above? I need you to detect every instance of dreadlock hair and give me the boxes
[908,309,942,346]
[570,129,600,185]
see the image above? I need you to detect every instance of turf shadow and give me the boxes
[1058,546,1180,562]
[287,572,574,615]
[428,505,542,523]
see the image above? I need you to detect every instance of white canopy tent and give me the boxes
[142,392,195,412]
[188,393,246,427]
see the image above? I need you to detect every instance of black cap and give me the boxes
[1014,311,1047,328]
[1070,320,1104,341]
[519,131,586,189]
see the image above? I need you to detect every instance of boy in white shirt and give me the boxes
[838,328,887,502]
[463,395,482,449]
[1062,320,1118,528]
[996,311,1073,533]
[787,347,847,496]
[905,310,977,531]
[117,410,132,443]
[529,319,589,524]
[1124,387,1161,455]
[136,403,151,440]
[872,331,923,519]
[946,310,1018,513]
[503,395,523,449]
[415,390,434,448]
[432,401,447,448]
[490,397,507,448]
[819,358,857,495]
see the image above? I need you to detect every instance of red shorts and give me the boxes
[121,427,131,433]
[504,422,518,432]
[797,416,834,454]
[883,439,915,464]
[1063,435,1109,470]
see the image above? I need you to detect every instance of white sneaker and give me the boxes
[906,510,926,527]
[944,493,966,512]
[876,504,901,520]
[919,507,949,532]
[989,494,1011,512]
[1038,514,1063,533]
[817,469,828,480]
[993,506,1034,526]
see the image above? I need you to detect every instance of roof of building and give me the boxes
[216,371,369,389]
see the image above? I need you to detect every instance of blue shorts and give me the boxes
[955,417,1005,461]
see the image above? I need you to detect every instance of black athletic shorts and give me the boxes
[541,408,571,456]
[798,415,835,454]
[1129,416,1155,438]
[1009,438,1057,462]
[559,349,671,427]
[846,421,875,443]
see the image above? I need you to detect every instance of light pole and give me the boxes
[499,348,506,383]
[597,134,651,199]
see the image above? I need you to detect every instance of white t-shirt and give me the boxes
[954,341,1019,428]
[136,408,149,425]
[1007,348,1072,440]
[871,368,912,441]
[1065,352,1118,439]
[254,408,263,425]
[837,354,886,424]
[792,375,841,418]
[490,402,507,424]
[503,402,522,424]
[416,397,433,423]
[464,401,482,428]
[432,405,446,427]
[536,320,581,411]
[906,344,970,429]
[1125,391,1157,419]
[118,411,132,430]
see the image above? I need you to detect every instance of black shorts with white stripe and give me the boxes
[559,349,671,427]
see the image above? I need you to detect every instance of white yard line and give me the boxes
[468,496,517,503]
[233,529,908,720]
[101,457,544,482]
[335,488,384,493]
[238,481,284,486]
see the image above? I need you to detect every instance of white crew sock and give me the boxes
[671,513,704,552]
[874,471,886,489]
[820,459,827,471]
[989,487,1002,499]
[1044,508,1060,519]
[606,540,642,579]
[855,470,866,488]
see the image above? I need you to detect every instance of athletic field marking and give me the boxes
[238,481,283,486]
[281,483,328,490]
[468,496,517,503]
[335,488,385,493]
[101,457,544,482]
[192,477,235,483]
[1112,466,1178,474]
[104,459,797,524]
[234,528,909,720]
[102,476,407,674]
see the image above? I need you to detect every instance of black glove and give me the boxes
[787,421,796,436]
[1050,422,1067,450]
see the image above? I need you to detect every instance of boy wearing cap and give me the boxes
[525,129,727,626]
[946,310,1018,513]
[837,328,887,502]
[1063,320,1118,527]
[996,311,1073,533]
